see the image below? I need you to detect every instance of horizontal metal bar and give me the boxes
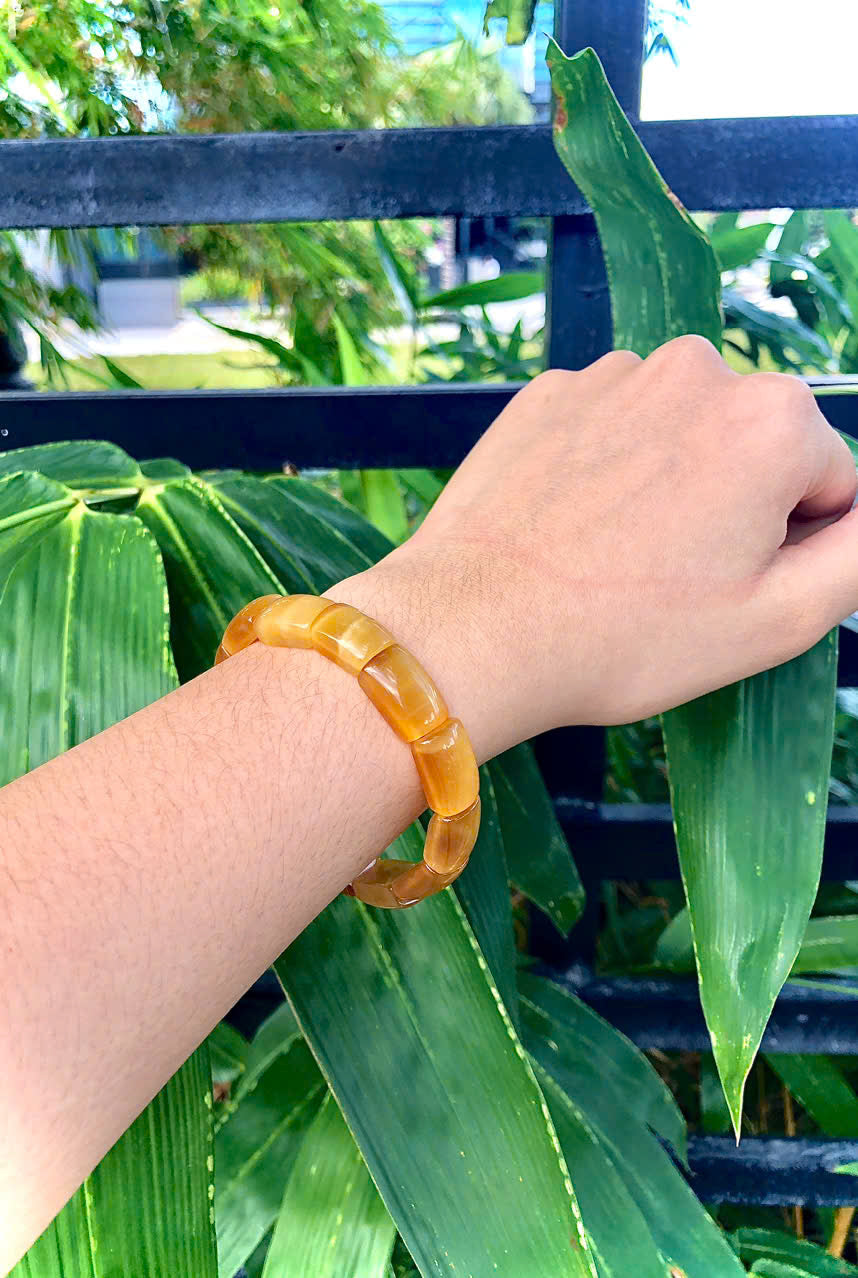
[687,1136,858,1206]
[0,384,512,471]
[3,114,858,228]
[554,798,858,880]
[3,380,858,471]
[555,965,858,1054]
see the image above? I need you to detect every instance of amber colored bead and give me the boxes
[350,858,413,909]
[358,644,448,743]
[221,594,282,656]
[390,859,457,907]
[424,797,481,875]
[214,643,230,666]
[254,594,331,649]
[411,718,479,818]
[310,603,395,675]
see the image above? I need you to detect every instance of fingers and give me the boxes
[768,502,858,644]
[792,408,857,524]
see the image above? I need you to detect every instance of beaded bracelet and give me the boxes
[214,594,480,909]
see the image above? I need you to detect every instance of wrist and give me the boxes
[326,543,541,763]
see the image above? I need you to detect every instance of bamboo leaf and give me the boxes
[207,473,388,595]
[764,1054,858,1137]
[0,440,143,491]
[452,764,520,1021]
[521,979,745,1278]
[215,1040,326,1278]
[359,469,409,544]
[482,0,537,44]
[712,222,774,272]
[209,1022,250,1088]
[262,1093,396,1278]
[732,1228,858,1275]
[134,475,285,680]
[548,41,838,1132]
[0,497,215,1275]
[423,271,543,311]
[273,824,596,1278]
[488,743,584,934]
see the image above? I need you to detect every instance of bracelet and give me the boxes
[214,594,481,909]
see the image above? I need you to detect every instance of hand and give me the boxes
[332,336,857,759]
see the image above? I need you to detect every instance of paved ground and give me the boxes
[22,297,547,364]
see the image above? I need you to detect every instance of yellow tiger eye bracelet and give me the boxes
[214,594,480,909]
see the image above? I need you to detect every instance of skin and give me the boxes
[1,336,857,1269]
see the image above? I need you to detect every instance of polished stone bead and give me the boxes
[310,603,396,674]
[424,797,481,874]
[349,858,413,909]
[254,594,330,648]
[411,718,479,818]
[221,594,282,656]
[390,859,457,906]
[358,644,448,743]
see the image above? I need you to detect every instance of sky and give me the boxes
[640,0,858,120]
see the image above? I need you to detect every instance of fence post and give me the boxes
[532,0,648,964]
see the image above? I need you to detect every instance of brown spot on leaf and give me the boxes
[669,1267,687,1278]
[665,188,688,215]
[554,96,568,130]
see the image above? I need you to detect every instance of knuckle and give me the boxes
[743,371,815,418]
[592,348,643,373]
[526,367,574,395]
[646,333,723,370]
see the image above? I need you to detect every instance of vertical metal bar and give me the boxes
[532,0,648,963]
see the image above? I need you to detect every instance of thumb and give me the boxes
[770,503,858,639]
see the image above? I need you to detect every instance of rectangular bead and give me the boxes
[221,594,282,655]
[391,859,455,907]
[424,797,481,875]
[310,603,395,674]
[411,718,479,818]
[254,594,331,648]
[358,644,448,743]
[350,858,413,909]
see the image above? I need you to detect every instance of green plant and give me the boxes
[8,40,858,1278]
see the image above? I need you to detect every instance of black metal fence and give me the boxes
[4,0,858,1209]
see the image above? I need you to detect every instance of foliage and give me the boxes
[1,3,531,384]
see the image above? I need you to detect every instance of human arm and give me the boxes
[2,337,857,1269]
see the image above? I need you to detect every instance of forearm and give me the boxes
[0,556,509,1268]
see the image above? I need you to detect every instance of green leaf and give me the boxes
[228,1002,302,1114]
[215,1039,326,1278]
[712,222,775,272]
[332,311,368,387]
[488,743,584,934]
[1,498,215,1275]
[662,641,837,1132]
[764,1054,858,1137]
[519,973,686,1159]
[134,475,285,680]
[422,271,543,311]
[700,1053,733,1134]
[723,289,834,369]
[732,1228,858,1276]
[0,439,143,491]
[273,824,596,1278]
[792,915,858,973]
[482,0,537,46]
[752,1265,826,1277]
[101,355,145,389]
[262,1093,396,1278]
[548,41,839,1132]
[140,458,192,480]
[825,212,858,323]
[547,43,722,355]
[534,1068,669,1278]
[373,222,420,325]
[0,470,77,588]
[13,1050,217,1278]
[208,473,388,594]
[770,212,810,286]
[521,978,744,1278]
[452,764,519,1022]
[208,1022,249,1087]
[359,469,409,544]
